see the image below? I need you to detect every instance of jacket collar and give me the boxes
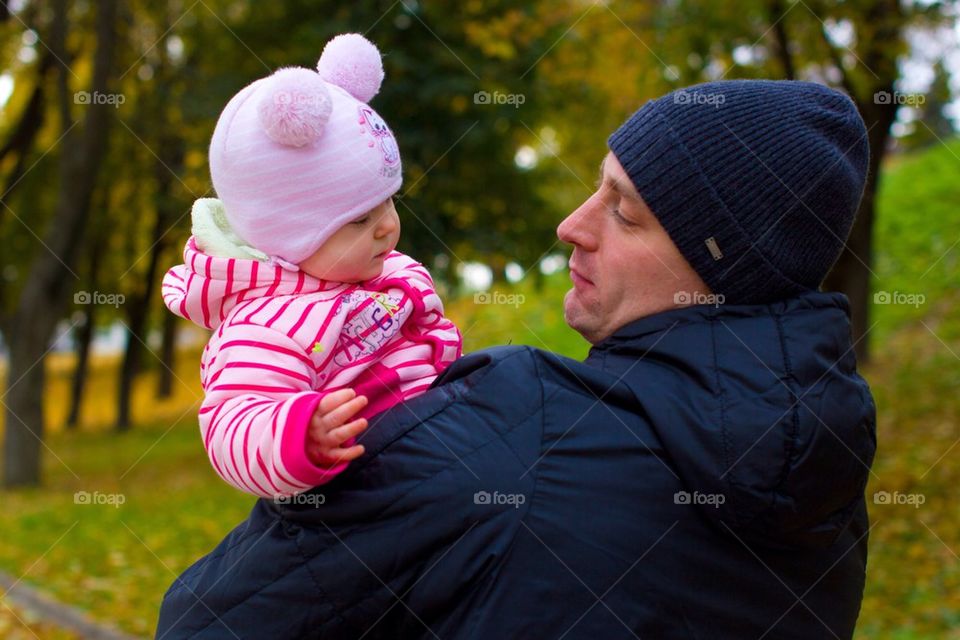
[589,290,851,353]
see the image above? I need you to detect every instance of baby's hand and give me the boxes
[306,389,369,467]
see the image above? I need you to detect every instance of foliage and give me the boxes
[871,138,960,343]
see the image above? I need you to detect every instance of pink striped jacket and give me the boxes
[161,237,462,498]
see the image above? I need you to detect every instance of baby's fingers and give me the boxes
[323,443,366,464]
[311,395,368,436]
[326,418,369,447]
[317,388,357,414]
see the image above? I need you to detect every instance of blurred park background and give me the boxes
[0,0,958,637]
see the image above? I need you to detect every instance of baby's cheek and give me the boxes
[366,262,385,280]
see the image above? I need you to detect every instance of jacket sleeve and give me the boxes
[276,347,542,636]
[156,346,543,639]
[200,322,350,498]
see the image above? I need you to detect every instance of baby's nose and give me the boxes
[378,212,400,235]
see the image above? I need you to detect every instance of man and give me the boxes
[156,79,876,639]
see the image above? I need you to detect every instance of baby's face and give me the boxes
[299,198,400,283]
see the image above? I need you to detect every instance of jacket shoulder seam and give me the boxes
[709,315,737,525]
[772,310,802,494]
[300,347,541,534]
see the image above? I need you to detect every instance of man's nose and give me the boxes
[557,194,598,250]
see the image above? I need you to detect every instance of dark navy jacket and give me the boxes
[156,291,876,639]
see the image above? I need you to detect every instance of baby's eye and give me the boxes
[352,216,371,225]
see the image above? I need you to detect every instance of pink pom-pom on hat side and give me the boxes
[256,67,333,147]
[317,33,384,103]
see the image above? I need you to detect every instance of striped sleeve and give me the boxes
[161,264,191,321]
[200,322,349,498]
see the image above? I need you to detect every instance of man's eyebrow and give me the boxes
[596,157,606,186]
[598,156,641,201]
[609,173,634,198]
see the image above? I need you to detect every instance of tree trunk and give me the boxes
[4,311,50,486]
[116,234,165,430]
[66,304,94,429]
[3,0,118,487]
[822,99,897,364]
[0,52,53,314]
[766,0,795,80]
[66,204,108,430]
[115,153,183,429]
[157,310,177,399]
[814,0,903,366]
[116,7,185,428]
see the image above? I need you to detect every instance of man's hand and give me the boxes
[306,389,369,467]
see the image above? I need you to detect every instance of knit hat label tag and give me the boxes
[705,237,724,261]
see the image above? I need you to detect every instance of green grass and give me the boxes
[871,138,960,343]
[856,139,960,639]
[1,140,959,637]
[858,318,960,639]
[0,415,254,636]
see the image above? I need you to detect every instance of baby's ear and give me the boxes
[257,67,333,147]
[316,33,385,103]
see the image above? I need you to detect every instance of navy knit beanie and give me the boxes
[608,79,869,305]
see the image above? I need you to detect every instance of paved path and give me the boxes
[0,570,143,640]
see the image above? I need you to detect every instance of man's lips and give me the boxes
[569,265,594,288]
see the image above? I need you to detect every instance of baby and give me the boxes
[162,34,462,499]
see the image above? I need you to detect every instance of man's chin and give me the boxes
[563,290,599,343]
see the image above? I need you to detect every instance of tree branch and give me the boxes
[806,0,860,105]
[766,0,796,80]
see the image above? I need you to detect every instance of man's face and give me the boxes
[557,152,711,344]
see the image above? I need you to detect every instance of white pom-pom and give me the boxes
[316,33,384,103]
[257,67,333,147]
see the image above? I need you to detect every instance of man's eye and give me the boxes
[609,205,636,226]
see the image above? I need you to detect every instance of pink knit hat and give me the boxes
[208,34,402,269]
